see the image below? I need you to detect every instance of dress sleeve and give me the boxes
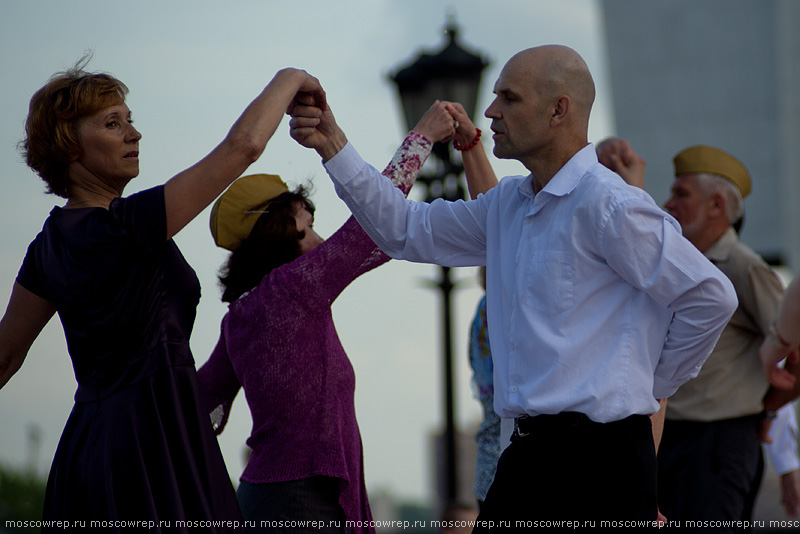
[16,234,49,300]
[196,321,241,435]
[17,186,170,308]
[382,130,432,195]
[271,132,435,310]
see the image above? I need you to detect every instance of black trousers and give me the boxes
[658,415,763,533]
[474,413,658,532]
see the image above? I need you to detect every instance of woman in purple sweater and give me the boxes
[197,102,460,532]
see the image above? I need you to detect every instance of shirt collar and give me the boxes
[518,143,598,199]
[704,226,738,263]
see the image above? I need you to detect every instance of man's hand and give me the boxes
[758,415,774,444]
[656,509,668,525]
[290,100,347,162]
[596,137,646,189]
[279,68,326,114]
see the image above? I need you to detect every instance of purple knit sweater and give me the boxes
[197,132,432,533]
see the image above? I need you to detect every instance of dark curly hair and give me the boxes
[218,186,315,302]
[20,56,128,198]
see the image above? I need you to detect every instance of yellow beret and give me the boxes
[210,174,289,251]
[673,145,751,198]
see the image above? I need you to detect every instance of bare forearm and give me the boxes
[761,276,800,391]
[443,102,498,199]
[781,470,800,517]
[0,347,24,390]
[317,127,348,162]
[165,68,321,239]
[650,398,667,453]
[776,277,800,347]
[0,283,55,390]
[224,69,315,163]
[462,144,498,199]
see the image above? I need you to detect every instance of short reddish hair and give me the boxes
[21,59,128,198]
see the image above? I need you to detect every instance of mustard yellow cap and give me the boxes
[673,145,751,198]
[210,174,289,251]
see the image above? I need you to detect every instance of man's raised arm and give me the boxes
[290,100,487,267]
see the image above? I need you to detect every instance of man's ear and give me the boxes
[551,95,571,126]
[710,192,726,215]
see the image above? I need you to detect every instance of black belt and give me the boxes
[512,412,648,440]
[513,412,593,438]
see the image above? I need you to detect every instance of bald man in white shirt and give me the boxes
[289,45,737,526]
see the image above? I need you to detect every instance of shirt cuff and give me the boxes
[323,142,364,187]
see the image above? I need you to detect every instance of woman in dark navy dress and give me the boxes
[0,59,325,531]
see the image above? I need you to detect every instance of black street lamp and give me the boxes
[389,16,488,506]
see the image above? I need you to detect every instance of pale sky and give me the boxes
[0,0,614,504]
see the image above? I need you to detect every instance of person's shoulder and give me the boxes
[726,234,776,272]
[722,244,783,302]
[105,185,167,249]
[109,184,165,215]
[28,208,58,240]
[576,164,653,208]
[583,163,639,194]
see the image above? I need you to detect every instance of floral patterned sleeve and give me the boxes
[381,130,433,196]
[269,131,435,311]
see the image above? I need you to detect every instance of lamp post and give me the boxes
[390,16,488,505]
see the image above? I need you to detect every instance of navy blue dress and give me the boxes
[17,186,242,531]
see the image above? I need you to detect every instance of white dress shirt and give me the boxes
[324,142,737,423]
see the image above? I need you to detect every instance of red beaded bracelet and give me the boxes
[453,128,482,151]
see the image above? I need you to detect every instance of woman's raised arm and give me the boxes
[163,68,325,239]
[445,102,498,199]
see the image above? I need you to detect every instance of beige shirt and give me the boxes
[666,227,784,421]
